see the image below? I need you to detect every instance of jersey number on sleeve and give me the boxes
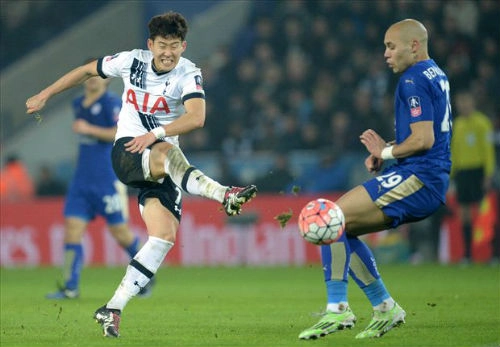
[439,79,452,133]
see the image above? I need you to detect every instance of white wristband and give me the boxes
[151,126,166,139]
[381,145,395,160]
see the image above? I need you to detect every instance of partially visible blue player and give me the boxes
[46,74,151,299]
[299,19,452,340]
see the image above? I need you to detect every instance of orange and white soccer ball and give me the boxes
[298,198,345,245]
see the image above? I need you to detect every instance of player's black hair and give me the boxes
[148,11,188,41]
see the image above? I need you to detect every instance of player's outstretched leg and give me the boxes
[161,146,257,214]
[298,308,357,340]
[355,302,406,339]
[222,185,258,216]
[94,305,121,338]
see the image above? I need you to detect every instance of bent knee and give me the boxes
[151,142,174,157]
[149,228,177,243]
[149,143,174,178]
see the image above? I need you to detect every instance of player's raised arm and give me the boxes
[26,60,99,114]
[164,97,206,136]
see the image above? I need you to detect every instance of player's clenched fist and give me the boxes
[360,129,386,159]
[26,94,47,114]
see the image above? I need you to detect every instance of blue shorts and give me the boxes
[64,179,127,225]
[362,165,443,228]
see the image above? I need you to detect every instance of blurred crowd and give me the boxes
[0,155,66,201]
[181,0,500,191]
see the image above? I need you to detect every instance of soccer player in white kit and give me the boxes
[26,11,257,338]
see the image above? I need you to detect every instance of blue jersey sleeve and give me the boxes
[399,75,434,124]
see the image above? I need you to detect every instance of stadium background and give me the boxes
[1,0,499,267]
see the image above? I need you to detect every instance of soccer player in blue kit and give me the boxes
[26,12,257,338]
[299,19,452,340]
[46,74,149,299]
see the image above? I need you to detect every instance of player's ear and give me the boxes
[147,38,154,50]
[411,39,420,53]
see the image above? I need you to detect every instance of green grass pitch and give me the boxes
[1,264,499,347]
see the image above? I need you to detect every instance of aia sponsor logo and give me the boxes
[126,89,170,114]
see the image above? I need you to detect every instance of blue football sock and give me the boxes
[63,243,83,290]
[321,244,332,280]
[322,232,351,304]
[326,280,348,304]
[346,235,390,306]
[124,236,140,258]
[347,235,380,282]
[361,278,391,307]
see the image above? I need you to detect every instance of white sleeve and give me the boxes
[97,51,132,79]
[180,68,205,101]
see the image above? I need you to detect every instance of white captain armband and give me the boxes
[381,145,395,160]
[151,126,166,139]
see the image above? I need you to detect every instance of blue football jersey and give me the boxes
[392,59,452,202]
[71,91,121,183]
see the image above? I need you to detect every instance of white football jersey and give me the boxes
[97,49,205,146]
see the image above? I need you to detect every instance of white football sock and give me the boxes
[374,297,395,312]
[185,169,226,202]
[164,146,226,202]
[107,236,173,311]
[326,302,349,313]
